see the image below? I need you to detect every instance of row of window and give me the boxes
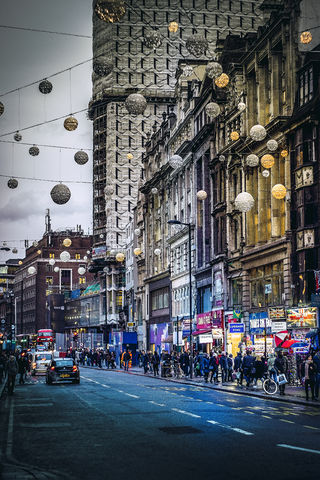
[151,288,169,311]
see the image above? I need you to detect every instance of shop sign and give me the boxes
[269,307,286,321]
[92,245,106,257]
[229,323,244,334]
[287,308,317,328]
[212,309,223,327]
[199,333,213,344]
[214,271,222,306]
[182,319,191,338]
[271,321,287,333]
[249,312,271,334]
[233,308,242,320]
[196,311,213,331]
[212,328,223,339]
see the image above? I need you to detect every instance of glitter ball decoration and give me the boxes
[134,228,141,236]
[39,79,53,94]
[74,151,89,165]
[235,192,255,212]
[272,184,287,200]
[49,258,55,266]
[28,266,36,275]
[50,184,71,205]
[37,250,42,255]
[104,185,114,196]
[219,155,226,162]
[12,248,18,254]
[280,149,288,158]
[182,65,193,77]
[127,153,133,160]
[33,241,38,247]
[169,154,183,169]
[0,102,4,116]
[54,266,60,273]
[29,145,40,156]
[186,34,209,57]
[215,73,229,88]
[63,238,72,247]
[246,154,259,167]
[168,21,179,33]
[64,116,78,131]
[267,139,278,152]
[93,59,113,76]
[238,102,246,112]
[125,93,147,115]
[300,31,312,44]
[154,248,161,256]
[14,132,22,142]
[196,190,207,200]
[230,131,240,141]
[83,256,88,261]
[60,251,71,262]
[134,248,142,256]
[250,125,267,142]
[261,154,275,169]
[144,30,162,49]
[78,267,86,275]
[205,61,223,79]
[94,0,126,23]
[18,261,23,265]
[205,102,220,119]
[116,252,125,262]
[262,170,270,178]
[151,187,158,195]
[7,178,18,189]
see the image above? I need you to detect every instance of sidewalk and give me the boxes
[82,365,320,408]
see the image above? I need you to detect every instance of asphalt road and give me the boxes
[1,368,320,480]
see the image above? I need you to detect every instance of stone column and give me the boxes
[271,158,281,237]
[258,170,267,243]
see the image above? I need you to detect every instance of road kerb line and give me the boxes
[277,444,320,455]
[172,408,201,418]
[207,420,254,436]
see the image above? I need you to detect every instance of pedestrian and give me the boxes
[0,353,6,384]
[303,355,317,401]
[227,354,234,382]
[267,352,277,382]
[6,355,18,395]
[274,351,288,395]
[219,352,228,384]
[203,354,210,383]
[142,350,149,374]
[151,351,160,376]
[209,352,219,384]
[253,355,265,387]
[123,350,131,371]
[233,352,242,386]
[313,350,320,400]
[18,354,28,384]
[242,350,255,388]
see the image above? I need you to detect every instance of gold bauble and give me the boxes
[280,149,288,158]
[19,260,23,265]
[127,153,133,160]
[214,73,229,88]
[300,31,312,44]
[94,0,126,23]
[37,250,42,255]
[168,21,179,33]
[272,184,287,200]
[63,238,72,247]
[116,252,125,262]
[261,154,275,169]
[230,131,240,141]
[134,248,142,256]
[64,116,78,131]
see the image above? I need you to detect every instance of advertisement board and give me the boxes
[249,312,271,334]
[229,323,244,334]
[287,308,317,328]
[196,311,213,331]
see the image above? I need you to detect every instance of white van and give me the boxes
[31,351,53,375]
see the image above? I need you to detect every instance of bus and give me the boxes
[37,329,55,350]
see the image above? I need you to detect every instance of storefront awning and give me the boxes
[192,329,212,336]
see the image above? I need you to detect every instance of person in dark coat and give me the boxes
[242,350,255,388]
[234,352,243,386]
[313,351,320,399]
[0,353,7,384]
[227,354,234,381]
[142,351,149,374]
[303,355,317,401]
[18,354,28,384]
[219,352,228,383]
[203,354,210,383]
[209,352,219,384]
[275,352,288,395]
[7,355,18,395]
[253,356,265,386]
[151,351,160,376]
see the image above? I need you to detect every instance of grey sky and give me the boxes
[0,0,93,261]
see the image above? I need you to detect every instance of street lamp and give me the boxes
[168,220,194,378]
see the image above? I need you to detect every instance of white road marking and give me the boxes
[149,401,165,407]
[125,393,140,398]
[207,420,254,436]
[277,444,320,455]
[101,384,111,388]
[172,408,201,418]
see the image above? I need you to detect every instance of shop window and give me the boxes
[250,262,283,307]
[198,286,211,313]
[75,254,81,260]
[299,66,313,107]
[231,279,242,306]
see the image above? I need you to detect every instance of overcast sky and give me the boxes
[0,0,93,262]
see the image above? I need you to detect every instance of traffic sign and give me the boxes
[1,319,5,324]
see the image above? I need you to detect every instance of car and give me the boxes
[31,351,53,375]
[46,358,80,385]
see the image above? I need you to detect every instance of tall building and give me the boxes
[89,0,264,251]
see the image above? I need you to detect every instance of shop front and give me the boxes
[195,311,213,353]
[149,322,172,355]
[249,312,273,356]
[285,307,317,350]
[226,309,244,357]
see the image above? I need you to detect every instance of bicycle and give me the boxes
[262,372,278,395]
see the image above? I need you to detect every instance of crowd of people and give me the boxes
[0,350,31,395]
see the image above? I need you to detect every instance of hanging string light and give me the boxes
[250,125,267,141]
[116,252,125,262]
[238,102,246,112]
[93,58,113,76]
[280,149,288,158]
[196,190,207,200]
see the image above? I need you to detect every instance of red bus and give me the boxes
[37,329,54,344]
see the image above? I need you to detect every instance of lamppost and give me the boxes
[168,220,194,378]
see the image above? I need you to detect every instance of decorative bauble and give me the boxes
[144,30,162,49]
[182,65,193,77]
[99,233,104,239]
[64,116,78,131]
[196,190,207,200]
[230,131,240,141]
[186,34,208,57]
[151,187,158,195]
[272,184,287,200]
[168,21,179,33]
[238,102,246,112]
[14,132,22,142]
[54,266,60,273]
[93,59,113,76]
[246,154,259,167]
[39,79,53,94]
[0,102,4,116]
[127,153,133,160]
[134,228,141,236]
[19,260,23,265]
[60,251,71,262]
[116,252,125,262]
[125,93,147,115]
[169,154,183,169]
[300,31,312,44]
[37,249,42,255]
[49,258,55,266]
[261,154,275,169]
[86,250,91,255]
[50,184,71,205]
[249,124,267,141]
[280,149,288,158]
[262,170,270,178]
[83,256,88,261]
[134,248,142,256]
[78,267,86,275]
[205,102,220,119]
[205,61,223,79]
[74,151,89,165]
[63,238,72,247]
[29,145,40,156]
[267,139,278,152]
[235,192,255,212]
[33,241,38,247]
[28,266,36,275]
[110,249,116,256]
[7,178,18,189]
[94,0,126,23]
[12,248,18,254]
[154,248,161,256]
[215,73,229,88]
[104,185,114,196]
[219,155,225,162]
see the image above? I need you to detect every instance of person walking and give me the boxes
[219,352,228,384]
[151,351,160,376]
[142,350,149,374]
[313,350,320,400]
[242,350,255,388]
[203,354,210,383]
[209,352,219,384]
[227,354,234,382]
[303,355,317,401]
[267,352,277,382]
[6,355,18,395]
[123,350,131,371]
[0,353,6,384]
[18,354,28,385]
[275,351,288,395]
[233,352,242,386]
[253,355,265,387]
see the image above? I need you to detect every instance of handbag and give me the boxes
[278,373,287,385]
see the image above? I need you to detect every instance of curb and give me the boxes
[80,365,320,408]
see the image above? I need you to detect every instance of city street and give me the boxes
[1,368,320,479]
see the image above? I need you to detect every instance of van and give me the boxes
[31,351,53,375]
